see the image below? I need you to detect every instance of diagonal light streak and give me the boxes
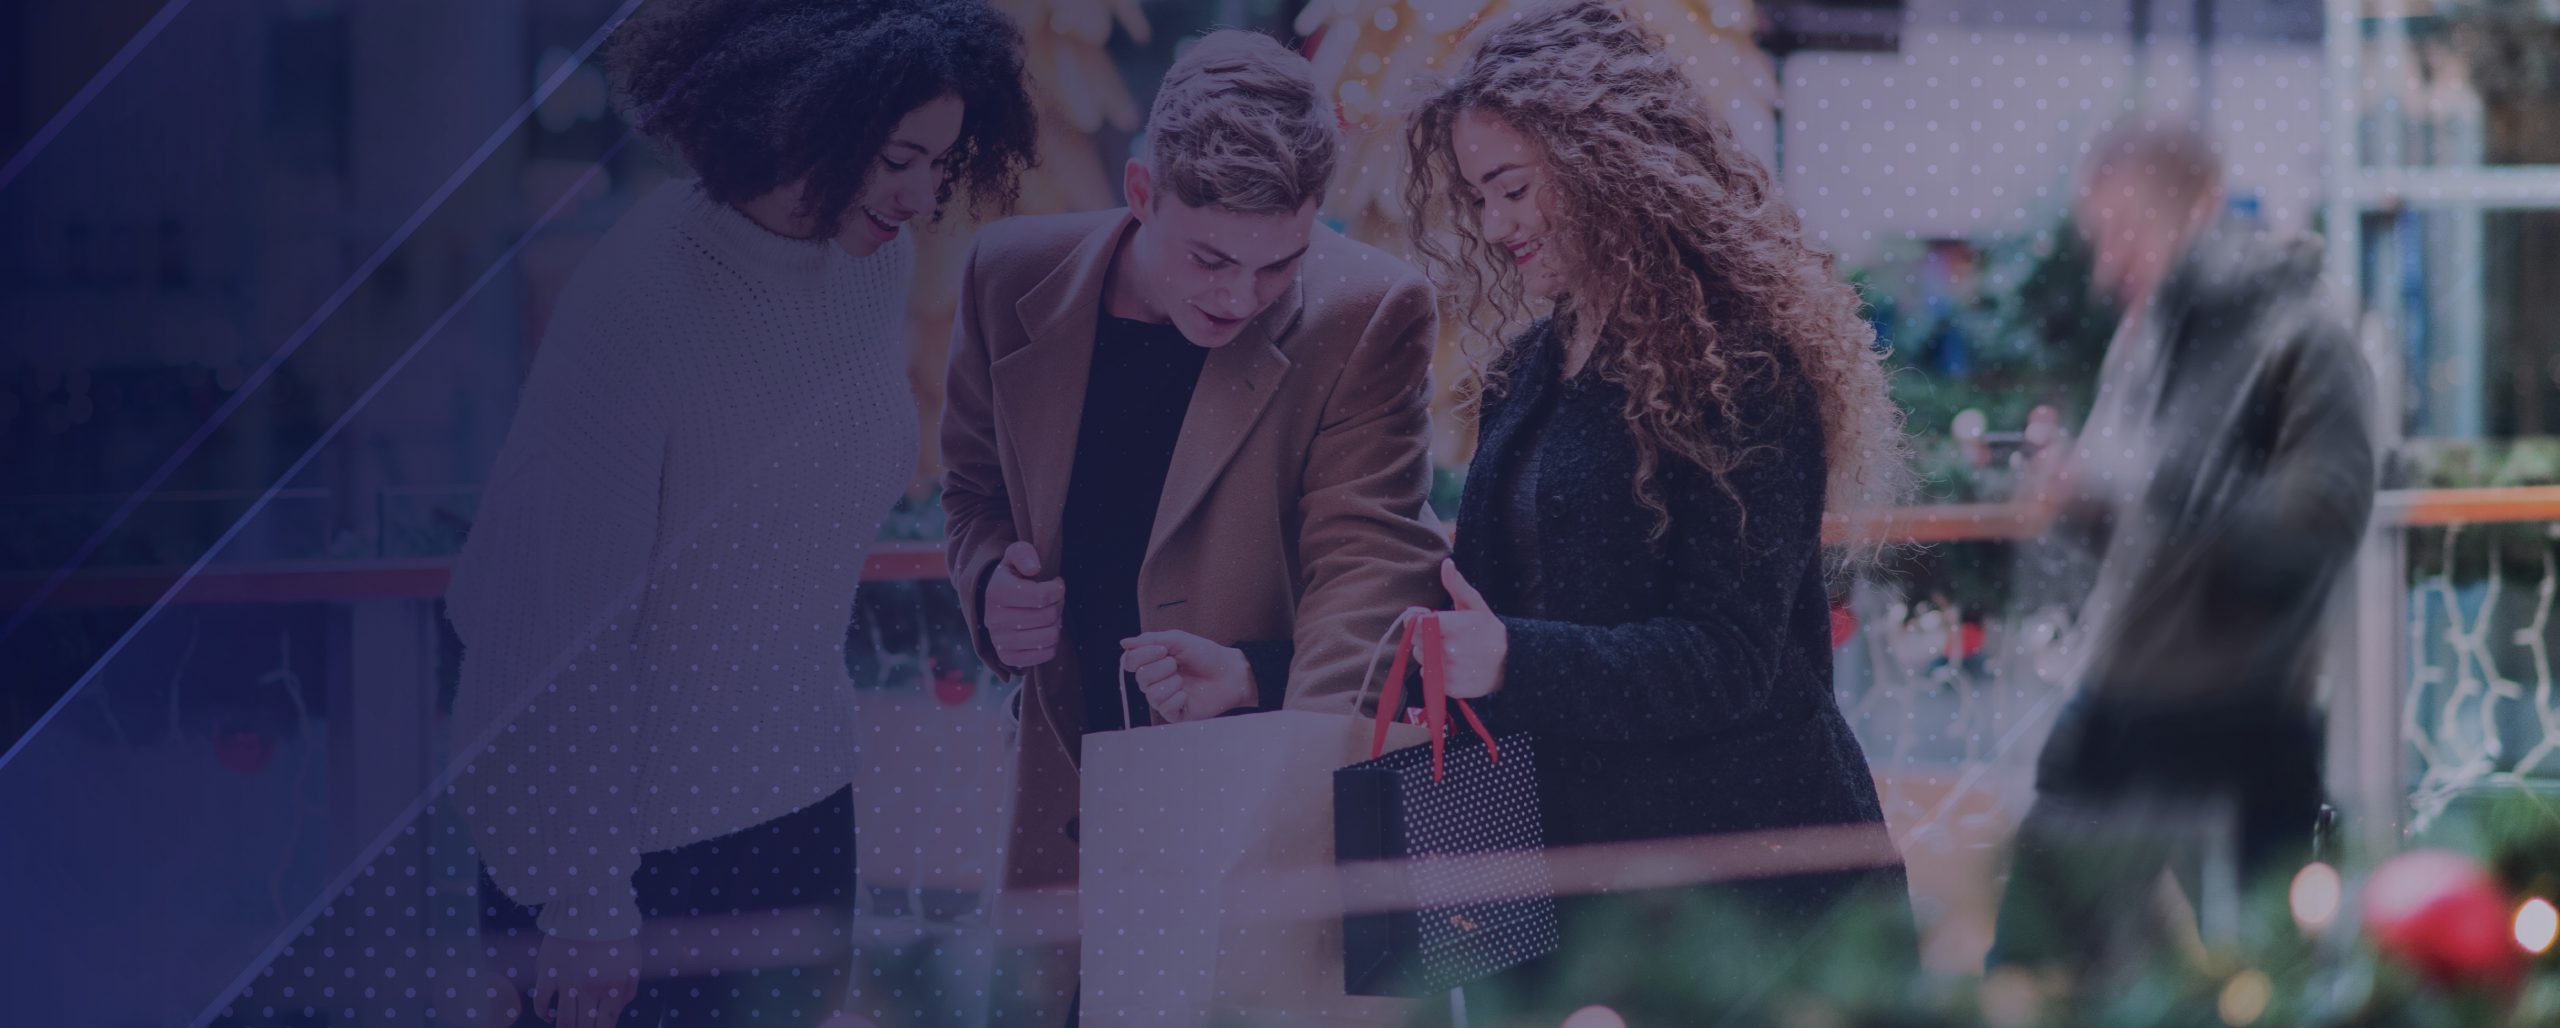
[0,0,645,655]
[0,0,651,770]
[0,0,200,194]
[172,131,645,1027]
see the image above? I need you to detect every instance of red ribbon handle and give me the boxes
[1367,614,1420,760]
[1365,612,1503,778]
[1413,615,1502,780]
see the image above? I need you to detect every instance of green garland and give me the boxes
[1440,791,2560,1027]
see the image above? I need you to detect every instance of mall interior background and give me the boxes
[5,1,2560,1025]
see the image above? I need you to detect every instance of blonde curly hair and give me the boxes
[1403,0,1908,546]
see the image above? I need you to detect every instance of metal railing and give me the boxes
[16,484,2560,854]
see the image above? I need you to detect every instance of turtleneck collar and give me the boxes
[669,180,899,279]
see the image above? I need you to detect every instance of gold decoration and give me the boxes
[905,0,1151,490]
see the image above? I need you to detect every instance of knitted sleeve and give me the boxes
[445,264,673,941]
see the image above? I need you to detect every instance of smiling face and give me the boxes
[1450,108,1567,301]
[1109,160,1318,349]
[836,92,967,256]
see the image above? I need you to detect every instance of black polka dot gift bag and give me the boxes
[1335,609,1560,996]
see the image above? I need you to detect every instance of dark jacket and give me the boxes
[2032,226,2375,797]
[1457,320,1892,876]
[2065,227,2376,716]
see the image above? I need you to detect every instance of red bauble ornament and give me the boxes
[932,669,975,708]
[2361,849,2526,989]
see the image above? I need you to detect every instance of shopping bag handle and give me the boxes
[1414,615,1499,780]
[1116,652,1139,732]
[1362,610,1423,760]
[1351,606,1433,751]
[1359,609,1501,778]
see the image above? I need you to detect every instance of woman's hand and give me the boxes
[1120,631,1256,723]
[1420,560,1507,699]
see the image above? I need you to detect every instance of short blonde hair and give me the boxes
[1142,30,1337,215]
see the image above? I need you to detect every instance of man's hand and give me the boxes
[985,542,1065,670]
[1419,560,1507,699]
[2017,431,2078,534]
[1120,631,1256,723]
[528,932,643,1028]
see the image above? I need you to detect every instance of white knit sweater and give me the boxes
[445,180,917,939]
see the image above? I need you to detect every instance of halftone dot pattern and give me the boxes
[840,693,1023,1026]
[217,820,531,1026]
[1781,19,2331,265]
[164,6,2374,1023]
[215,796,862,1027]
[219,179,925,1026]
[445,179,918,942]
[1076,721,1245,1026]
[1079,713,1428,1026]
[1349,731,1557,991]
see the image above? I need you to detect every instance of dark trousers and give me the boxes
[479,786,856,1027]
[1990,697,2323,971]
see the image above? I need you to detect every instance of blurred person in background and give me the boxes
[442,2,1036,1025]
[1990,118,2377,974]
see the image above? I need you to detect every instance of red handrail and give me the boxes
[11,487,2560,610]
[0,543,950,609]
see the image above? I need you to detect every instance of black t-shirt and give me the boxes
[1060,313,1208,739]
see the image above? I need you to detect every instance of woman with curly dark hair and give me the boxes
[1401,0,1912,988]
[443,2,1036,1025]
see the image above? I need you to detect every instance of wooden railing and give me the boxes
[2372,485,2560,527]
[1815,484,2560,545]
[1819,501,2046,545]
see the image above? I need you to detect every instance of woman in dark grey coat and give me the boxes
[1399,0,1912,955]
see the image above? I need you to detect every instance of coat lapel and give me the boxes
[991,212,1135,567]
[1145,276,1304,561]
[1455,324,1555,579]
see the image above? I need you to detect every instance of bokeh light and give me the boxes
[2290,862,2342,931]
[1561,1004,1627,1028]
[2514,897,2557,955]
[2217,969,2273,1026]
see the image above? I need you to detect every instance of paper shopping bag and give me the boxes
[1080,704,1427,1025]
